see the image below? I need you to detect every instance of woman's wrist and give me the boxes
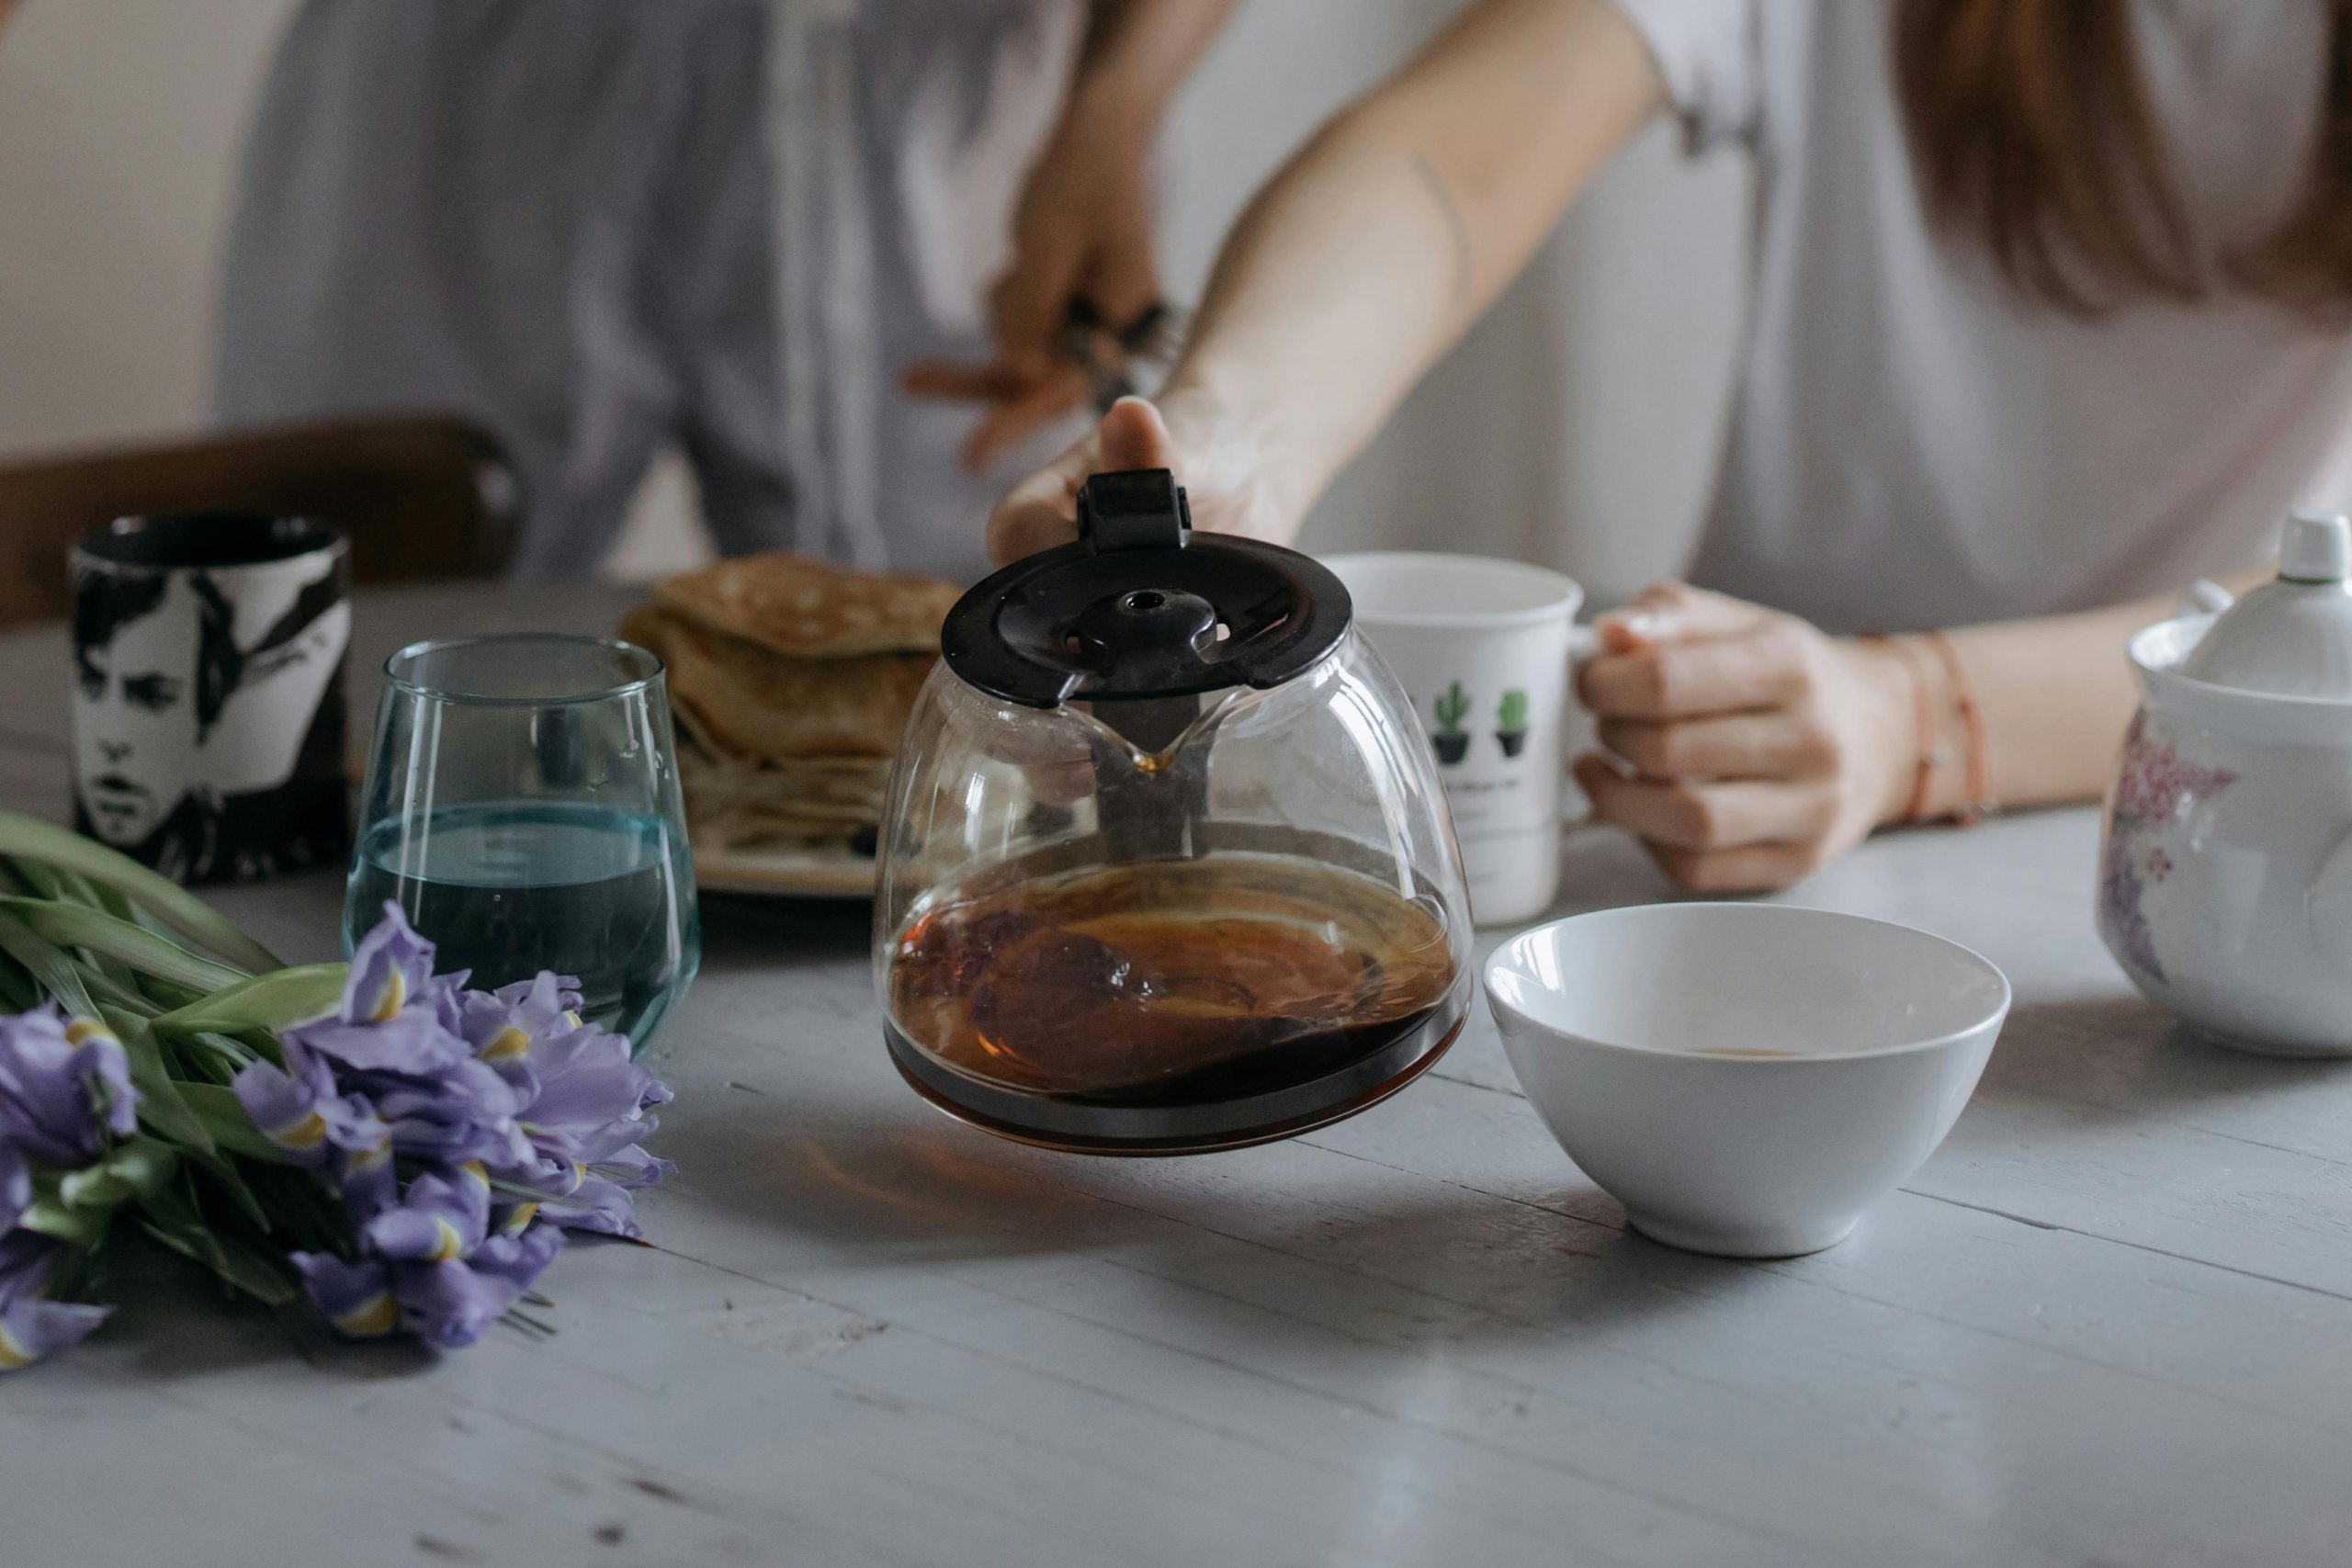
[1067,53,1174,148]
[1844,633,1982,826]
[1154,376,1310,540]
[1841,636,1931,827]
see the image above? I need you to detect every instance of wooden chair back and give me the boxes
[0,413,519,629]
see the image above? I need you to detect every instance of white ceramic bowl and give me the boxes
[1486,904,2010,1258]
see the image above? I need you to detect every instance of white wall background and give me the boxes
[0,0,1746,605]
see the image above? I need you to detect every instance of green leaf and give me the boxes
[151,964,346,1039]
[10,861,148,1003]
[83,871,186,945]
[5,856,67,903]
[75,962,162,1019]
[135,1218,299,1307]
[0,908,102,1018]
[176,1083,288,1165]
[173,1029,266,1084]
[0,954,38,1012]
[18,1168,112,1246]
[135,1175,299,1306]
[100,1010,218,1161]
[0,811,283,973]
[0,898,246,993]
[57,1137,181,1211]
[101,1012,281,1230]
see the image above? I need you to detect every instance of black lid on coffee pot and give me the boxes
[939,470,1352,709]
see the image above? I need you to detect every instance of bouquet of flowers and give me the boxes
[0,809,672,1370]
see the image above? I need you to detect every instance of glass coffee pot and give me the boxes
[874,470,1473,1154]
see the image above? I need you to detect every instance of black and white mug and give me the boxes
[71,513,351,884]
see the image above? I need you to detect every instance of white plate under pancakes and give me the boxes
[691,836,878,898]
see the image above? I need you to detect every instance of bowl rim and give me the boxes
[1484,901,2013,1064]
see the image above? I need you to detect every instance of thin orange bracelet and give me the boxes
[1921,629,1994,826]
[1860,633,1936,825]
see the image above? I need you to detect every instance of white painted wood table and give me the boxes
[5,583,2351,1568]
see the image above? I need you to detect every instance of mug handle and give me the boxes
[1560,623,1602,831]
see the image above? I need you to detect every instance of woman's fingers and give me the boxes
[983,398,1183,566]
[1565,587,1915,894]
[988,459,1085,566]
[959,366,1091,471]
[1578,621,1814,719]
[992,232,1089,378]
[1646,843,1826,895]
[1572,754,1834,849]
[904,361,1026,400]
[1595,581,1773,653]
[1596,709,1838,781]
[1093,395,1182,470]
[1083,249,1163,341]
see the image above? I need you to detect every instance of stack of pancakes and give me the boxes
[620,553,961,852]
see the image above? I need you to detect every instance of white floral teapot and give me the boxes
[2098,510,2352,1056]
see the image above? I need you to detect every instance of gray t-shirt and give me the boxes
[1611,0,2352,632]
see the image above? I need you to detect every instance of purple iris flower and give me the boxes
[393,1224,564,1349]
[282,904,467,1076]
[260,906,672,1347]
[0,1005,138,1170]
[503,1123,673,1239]
[293,1168,565,1349]
[231,1036,386,1171]
[519,1026,669,1158]
[442,966,671,1238]
[1,1141,27,1227]
[356,1059,533,1170]
[360,1168,486,1264]
[0,1230,110,1371]
[457,972,581,1090]
[0,1136,111,1371]
[498,1022,672,1239]
[345,901,445,1025]
[288,1251,398,1339]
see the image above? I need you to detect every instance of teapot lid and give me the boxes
[940,469,1353,708]
[2177,510,2352,699]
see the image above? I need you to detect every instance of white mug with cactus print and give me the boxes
[1325,552,1587,925]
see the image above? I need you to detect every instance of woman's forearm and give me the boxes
[1920,579,2259,817]
[1163,0,1661,535]
[1073,0,1240,132]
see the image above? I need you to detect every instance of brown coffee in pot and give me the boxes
[887,854,1458,1108]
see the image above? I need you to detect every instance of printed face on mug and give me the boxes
[1324,553,1585,926]
[71,514,352,884]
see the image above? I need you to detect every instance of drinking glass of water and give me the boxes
[347,635,699,1055]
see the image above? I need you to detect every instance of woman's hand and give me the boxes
[986,392,1295,564]
[906,93,1163,474]
[1573,584,1919,893]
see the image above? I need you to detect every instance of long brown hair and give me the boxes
[1895,0,2352,318]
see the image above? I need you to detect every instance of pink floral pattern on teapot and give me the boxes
[2097,712,2237,984]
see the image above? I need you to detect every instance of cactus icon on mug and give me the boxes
[1496,688,1530,758]
[1431,681,1472,764]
